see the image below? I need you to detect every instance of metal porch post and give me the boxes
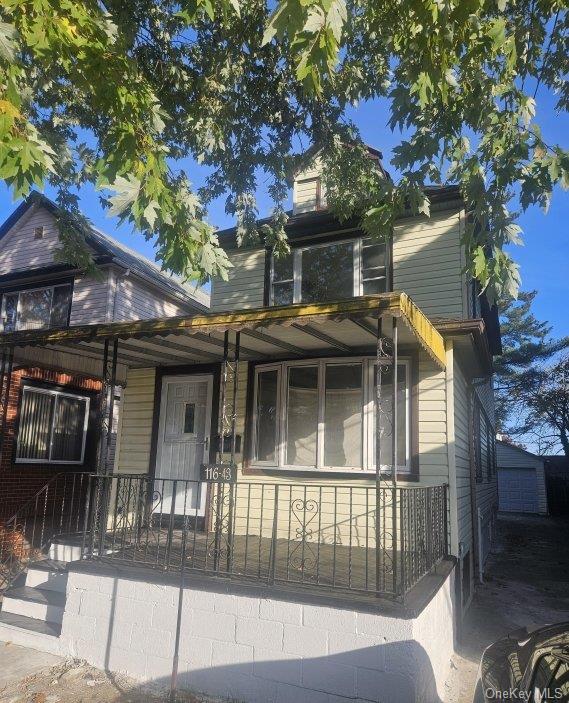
[391,316,399,598]
[375,318,383,595]
[213,332,229,572]
[227,332,240,573]
[93,338,119,558]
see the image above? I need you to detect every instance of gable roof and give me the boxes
[0,192,209,310]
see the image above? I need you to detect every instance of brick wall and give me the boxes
[0,366,101,519]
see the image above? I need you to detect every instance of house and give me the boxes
[0,191,208,519]
[496,440,548,515]
[0,150,500,703]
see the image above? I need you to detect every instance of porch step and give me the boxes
[2,586,66,625]
[0,611,61,653]
[25,560,68,593]
[48,537,83,563]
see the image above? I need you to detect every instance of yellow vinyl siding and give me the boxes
[210,248,266,312]
[393,209,467,320]
[293,158,323,214]
[454,358,473,550]
[474,378,498,525]
[114,367,156,474]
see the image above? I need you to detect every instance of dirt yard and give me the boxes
[444,514,569,703]
[0,649,217,703]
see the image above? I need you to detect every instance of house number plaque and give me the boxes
[200,463,237,483]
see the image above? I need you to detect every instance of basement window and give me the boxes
[16,386,90,464]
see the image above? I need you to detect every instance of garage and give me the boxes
[496,440,548,515]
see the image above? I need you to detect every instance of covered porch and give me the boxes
[0,293,450,603]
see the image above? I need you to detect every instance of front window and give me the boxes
[0,283,72,333]
[270,237,388,306]
[252,357,410,472]
[16,386,90,464]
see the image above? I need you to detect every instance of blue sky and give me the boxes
[0,93,567,339]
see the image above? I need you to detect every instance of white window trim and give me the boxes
[269,236,388,306]
[15,386,90,465]
[251,356,411,474]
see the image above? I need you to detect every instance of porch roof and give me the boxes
[0,292,447,370]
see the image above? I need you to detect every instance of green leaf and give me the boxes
[107,174,141,217]
[0,21,18,62]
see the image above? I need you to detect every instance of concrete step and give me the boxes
[48,540,83,563]
[2,586,66,625]
[0,611,61,654]
[25,560,68,593]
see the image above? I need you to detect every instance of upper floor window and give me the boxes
[16,386,90,464]
[0,282,72,333]
[270,237,388,306]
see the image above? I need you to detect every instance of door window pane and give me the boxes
[300,242,354,302]
[286,366,318,466]
[372,364,408,469]
[324,364,363,468]
[183,403,195,434]
[255,370,279,462]
[51,395,87,462]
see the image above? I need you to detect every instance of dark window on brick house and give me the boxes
[16,386,90,464]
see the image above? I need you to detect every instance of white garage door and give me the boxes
[498,468,538,513]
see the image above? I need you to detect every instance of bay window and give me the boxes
[0,283,72,333]
[16,386,90,464]
[252,357,410,472]
[270,237,388,305]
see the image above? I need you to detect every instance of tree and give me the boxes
[0,1,567,296]
[494,290,569,451]
[520,354,569,455]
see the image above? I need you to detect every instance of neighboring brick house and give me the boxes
[0,192,209,517]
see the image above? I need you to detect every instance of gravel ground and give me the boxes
[0,652,216,703]
[444,514,569,703]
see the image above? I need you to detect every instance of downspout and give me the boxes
[445,340,459,557]
[111,267,130,321]
[467,380,481,584]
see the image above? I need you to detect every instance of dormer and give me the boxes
[291,145,387,215]
[292,156,327,214]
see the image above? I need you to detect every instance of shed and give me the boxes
[496,441,548,515]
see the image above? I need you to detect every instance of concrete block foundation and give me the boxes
[53,563,456,703]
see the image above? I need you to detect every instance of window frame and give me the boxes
[269,235,389,307]
[0,281,73,333]
[251,356,411,474]
[15,385,91,465]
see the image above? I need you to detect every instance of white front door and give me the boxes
[155,374,213,516]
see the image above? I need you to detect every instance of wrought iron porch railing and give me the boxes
[0,472,93,591]
[86,475,449,601]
